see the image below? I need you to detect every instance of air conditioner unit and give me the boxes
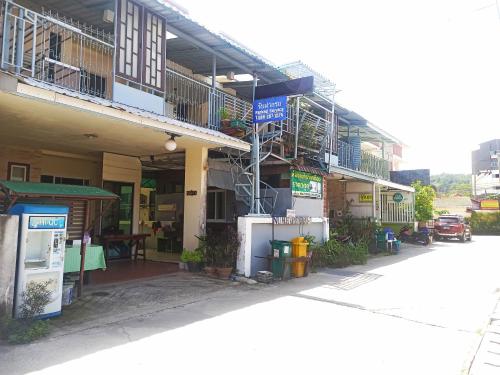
[103,9,114,23]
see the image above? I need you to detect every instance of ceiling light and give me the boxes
[164,133,180,151]
[339,175,347,182]
[83,133,98,140]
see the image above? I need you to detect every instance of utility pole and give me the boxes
[252,73,261,214]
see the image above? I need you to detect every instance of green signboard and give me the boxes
[393,192,404,203]
[291,170,323,199]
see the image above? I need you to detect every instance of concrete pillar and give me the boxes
[183,146,208,250]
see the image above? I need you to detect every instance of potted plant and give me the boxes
[219,107,231,129]
[213,226,240,279]
[180,249,204,272]
[196,234,217,277]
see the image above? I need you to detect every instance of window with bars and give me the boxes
[143,10,165,90]
[116,0,166,91]
[117,0,142,81]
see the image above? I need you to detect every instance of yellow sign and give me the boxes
[359,193,373,203]
[480,199,499,210]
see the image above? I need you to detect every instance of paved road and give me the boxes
[1,236,500,375]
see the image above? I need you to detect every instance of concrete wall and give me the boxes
[0,146,42,181]
[237,216,329,277]
[270,188,324,217]
[0,215,19,317]
[41,153,100,185]
[345,181,374,218]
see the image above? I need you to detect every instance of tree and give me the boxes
[412,180,436,222]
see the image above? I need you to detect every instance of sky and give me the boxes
[176,0,500,175]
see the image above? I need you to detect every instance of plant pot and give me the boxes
[204,266,217,277]
[187,261,202,273]
[215,267,233,279]
[220,119,231,129]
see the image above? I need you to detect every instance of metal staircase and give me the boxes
[225,120,286,215]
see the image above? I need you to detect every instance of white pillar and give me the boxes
[183,147,208,250]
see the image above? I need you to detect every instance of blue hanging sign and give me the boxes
[253,96,287,123]
[28,216,66,230]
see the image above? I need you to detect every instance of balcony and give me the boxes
[0,0,253,133]
[337,139,391,180]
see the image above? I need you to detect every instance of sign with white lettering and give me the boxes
[253,96,287,123]
[28,216,66,230]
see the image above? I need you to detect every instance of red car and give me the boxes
[434,215,472,242]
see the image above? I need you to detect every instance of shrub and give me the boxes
[180,249,204,263]
[313,239,368,268]
[470,211,500,235]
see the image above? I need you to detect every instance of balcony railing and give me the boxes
[0,0,114,99]
[338,139,390,180]
[165,67,253,130]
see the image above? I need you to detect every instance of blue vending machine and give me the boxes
[9,204,69,319]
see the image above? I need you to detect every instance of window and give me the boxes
[142,10,165,90]
[40,175,89,186]
[8,163,30,182]
[116,0,166,91]
[207,190,226,221]
[117,0,142,81]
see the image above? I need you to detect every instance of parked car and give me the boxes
[434,215,472,242]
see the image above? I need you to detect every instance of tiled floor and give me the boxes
[89,260,179,285]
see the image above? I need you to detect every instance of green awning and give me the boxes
[0,180,119,200]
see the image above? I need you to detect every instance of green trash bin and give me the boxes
[269,240,292,279]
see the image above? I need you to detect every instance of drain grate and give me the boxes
[323,270,382,290]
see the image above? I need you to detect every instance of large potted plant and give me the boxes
[180,249,204,272]
[196,234,217,277]
[205,226,240,279]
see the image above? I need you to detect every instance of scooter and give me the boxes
[399,226,432,246]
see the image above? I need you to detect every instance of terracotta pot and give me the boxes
[220,119,231,129]
[204,266,217,277]
[215,267,233,279]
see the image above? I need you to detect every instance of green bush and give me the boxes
[470,211,500,235]
[180,249,204,263]
[313,239,368,268]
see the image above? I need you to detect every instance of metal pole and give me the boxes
[208,54,216,127]
[294,96,300,159]
[1,1,11,70]
[14,8,24,74]
[372,182,377,219]
[252,73,260,214]
[78,200,89,298]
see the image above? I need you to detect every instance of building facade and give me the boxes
[0,0,414,275]
[472,140,500,197]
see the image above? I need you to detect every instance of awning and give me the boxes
[0,180,118,202]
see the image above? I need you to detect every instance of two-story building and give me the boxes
[0,0,414,280]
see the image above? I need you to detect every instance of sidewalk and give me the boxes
[469,297,500,374]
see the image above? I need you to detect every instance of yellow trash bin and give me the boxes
[291,237,309,277]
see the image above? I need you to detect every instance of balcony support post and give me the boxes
[294,96,300,159]
[14,8,24,74]
[252,73,261,214]
[1,1,11,69]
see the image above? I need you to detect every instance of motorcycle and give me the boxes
[399,226,432,246]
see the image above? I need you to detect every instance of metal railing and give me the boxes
[338,139,391,180]
[0,0,114,99]
[165,67,253,130]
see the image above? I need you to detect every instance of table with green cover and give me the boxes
[64,245,107,273]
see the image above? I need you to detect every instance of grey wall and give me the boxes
[0,215,19,317]
[269,188,324,217]
[390,169,430,186]
[250,222,325,276]
[113,82,165,115]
